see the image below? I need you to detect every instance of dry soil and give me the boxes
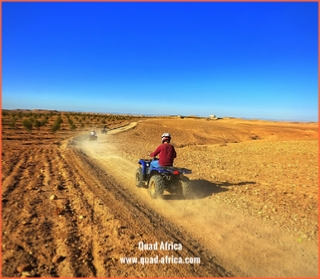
[1,114,318,277]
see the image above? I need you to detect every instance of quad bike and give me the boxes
[136,158,192,199]
[89,134,97,141]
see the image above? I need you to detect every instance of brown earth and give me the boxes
[1,112,318,277]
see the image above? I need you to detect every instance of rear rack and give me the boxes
[157,166,192,174]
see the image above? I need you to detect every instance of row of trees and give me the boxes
[11,116,49,132]
[3,111,133,123]
[20,115,63,133]
[3,111,135,133]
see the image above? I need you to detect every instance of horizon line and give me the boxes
[2,108,318,123]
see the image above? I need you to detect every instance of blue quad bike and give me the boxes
[136,158,192,199]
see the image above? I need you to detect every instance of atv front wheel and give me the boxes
[135,167,144,188]
[148,175,165,199]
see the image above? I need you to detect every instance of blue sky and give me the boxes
[2,1,318,121]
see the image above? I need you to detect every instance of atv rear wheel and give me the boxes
[181,176,192,199]
[135,167,144,188]
[148,175,165,199]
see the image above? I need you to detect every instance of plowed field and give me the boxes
[1,112,318,277]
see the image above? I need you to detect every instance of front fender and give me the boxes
[138,159,149,176]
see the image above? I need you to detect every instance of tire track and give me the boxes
[2,149,31,197]
[39,147,100,277]
[2,147,59,276]
[2,145,90,277]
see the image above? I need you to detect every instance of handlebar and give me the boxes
[148,154,158,160]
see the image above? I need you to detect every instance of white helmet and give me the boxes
[161,132,171,143]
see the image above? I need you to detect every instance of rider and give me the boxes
[149,133,176,171]
[90,130,96,136]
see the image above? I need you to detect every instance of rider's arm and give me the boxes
[173,147,177,158]
[149,145,162,157]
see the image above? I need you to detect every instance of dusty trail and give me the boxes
[72,141,230,277]
[76,123,318,277]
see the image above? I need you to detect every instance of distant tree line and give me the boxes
[2,110,137,133]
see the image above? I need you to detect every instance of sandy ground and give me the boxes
[1,116,318,277]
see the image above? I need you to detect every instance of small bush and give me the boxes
[22,119,33,132]
[56,115,63,124]
[51,122,60,133]
[68,118,77,130]
[9,117,17,129]
[34,120,42,129]
[42,116,49,125]
[51,115,63,133]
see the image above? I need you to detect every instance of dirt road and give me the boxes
[76,122,318,277]
[2,118,318,277]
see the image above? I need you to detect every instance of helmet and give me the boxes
[161,132,171,143]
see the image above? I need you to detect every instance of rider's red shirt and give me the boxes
[150,143,176,166]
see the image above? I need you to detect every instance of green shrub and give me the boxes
[67,118,77,130]
[9,117,17,129]
[42,116,49,126]
[34,120,42,129]
[51,122,60,133]
[51,115,63,133]
[22,119,33,132]
[57,115,63,124]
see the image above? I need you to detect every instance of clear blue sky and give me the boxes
[2,1,318,121]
